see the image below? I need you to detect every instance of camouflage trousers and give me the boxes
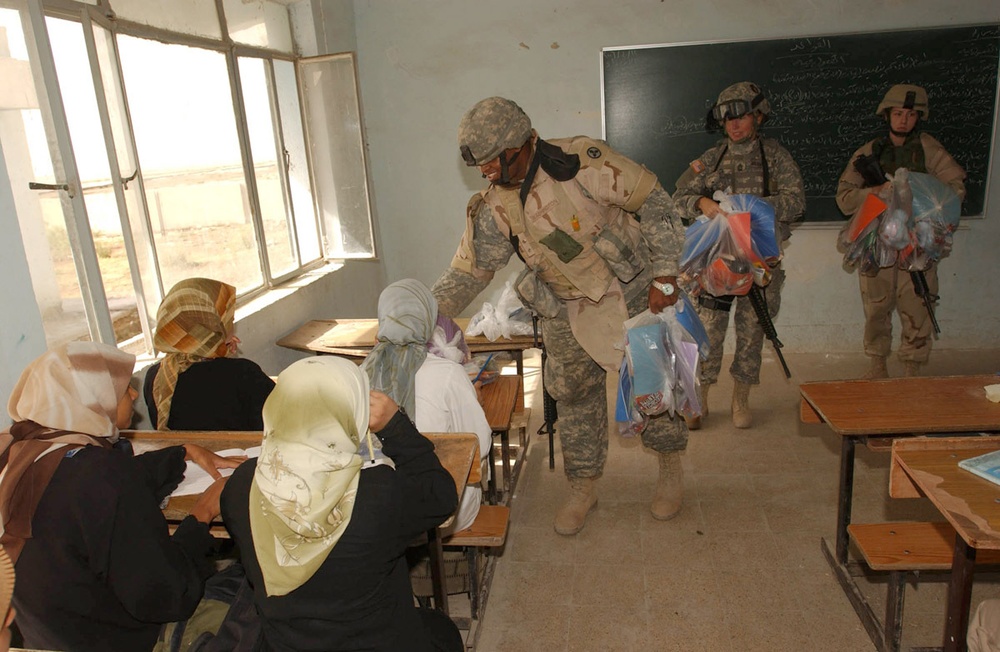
[694,266,785,387]
[859,264,937,363]
[541,289,688,480]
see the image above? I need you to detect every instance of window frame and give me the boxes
[13,0,371,355]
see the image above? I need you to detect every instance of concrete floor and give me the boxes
[469,347,1000,651]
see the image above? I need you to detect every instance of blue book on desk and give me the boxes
[958,449,1000,486]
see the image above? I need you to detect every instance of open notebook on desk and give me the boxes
[170,447,260,497]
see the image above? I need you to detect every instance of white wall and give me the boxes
[340,0,1000,352]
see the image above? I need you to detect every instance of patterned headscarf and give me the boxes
[152,278,237,429]
[249,357,369,597]
[360,279,438,417]
[0,342,135,562]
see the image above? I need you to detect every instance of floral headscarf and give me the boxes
[0,342,135,561]
[360,279,437,417]
[152,278,237,429]
[249,356,372,597]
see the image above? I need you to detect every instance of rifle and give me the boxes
[747,285,791,378]
[853,153,887,188]
[910,270,941,338]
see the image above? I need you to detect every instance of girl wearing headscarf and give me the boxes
[361,279,491,533]
[1,342,239,651]
[220,356,462,651]
[144,278,274,430]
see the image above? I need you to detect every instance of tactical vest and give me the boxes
[480,137,656,303]
[872,133,927,175]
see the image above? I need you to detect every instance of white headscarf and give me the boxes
[360,279,438,417]
[249,356,373,597]
[7,342,135,440]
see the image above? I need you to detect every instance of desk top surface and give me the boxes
[480,375,520,432]
[892,436,1000,550]
[276,318,538,357]
[122,430,478,523]
[799,374,1000,436]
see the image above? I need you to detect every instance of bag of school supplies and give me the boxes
[679,191,777,298]
[616,299,706,435]
[897,171,961,270]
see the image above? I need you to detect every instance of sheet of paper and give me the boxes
[170,446,260,497]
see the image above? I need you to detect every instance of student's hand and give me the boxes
[697,196,724,218]
[369,390,400,433]
[189,476,228,524]
[183,444,246,480]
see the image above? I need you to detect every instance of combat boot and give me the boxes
[732,381,752,429]
[862,355,889,379]
[684,384,709,430]
[650,451,683,520]
[904,360,922,377]
[553,477,597,536]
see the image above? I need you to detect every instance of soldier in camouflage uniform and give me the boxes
[672,82,805,429]
[432,97,688,535]
[836,84,966,379]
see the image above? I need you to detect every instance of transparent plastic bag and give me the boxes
[465,281,533,341]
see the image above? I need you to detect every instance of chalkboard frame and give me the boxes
[600,24,1000,224]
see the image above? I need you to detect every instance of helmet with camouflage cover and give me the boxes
[458,97,532,166]
[876,84,929,119]
[712,82,771,122]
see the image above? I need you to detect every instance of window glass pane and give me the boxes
[299,53,375,258]
[238,56,296,278]
[0,7,91,346]
[47,17,143,345]
[92,22,161,345]
[223,0,293,54]
[109,0,222,40]
[117,34,264,294]
[274,59,319,263]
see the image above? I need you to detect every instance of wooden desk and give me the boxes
[123,429,479,615]
[276,317,538,378]
[480,376,521,503]
[891,437,1000,652]
[799,374,1000,566]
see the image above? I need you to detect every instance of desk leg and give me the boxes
[836,436,858,565]
[428,527,450,614]
[944,534,976,652]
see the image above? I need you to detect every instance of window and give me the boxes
[1,0,373,354]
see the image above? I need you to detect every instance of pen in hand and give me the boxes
[472,353,495,384]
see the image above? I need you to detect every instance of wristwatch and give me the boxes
[651,279,676,296]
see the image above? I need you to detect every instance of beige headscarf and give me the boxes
[152,278,237,429]
[249,356,372,597]
[0,342,135,562]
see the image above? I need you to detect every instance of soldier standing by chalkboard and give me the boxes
[672,82,805,430]
[836,84,966,379]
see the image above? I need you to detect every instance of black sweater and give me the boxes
[221,411,458,652]
[13,445,217,652]
[143,357,275,431]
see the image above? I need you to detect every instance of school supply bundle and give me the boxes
[615,296,708,437]
[678,191,781,298]
[839,168,961,275]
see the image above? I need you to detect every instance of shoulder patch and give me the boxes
[690,160,705,174]
[586,146,602,159]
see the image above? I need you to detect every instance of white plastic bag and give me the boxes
[465,281,534,341]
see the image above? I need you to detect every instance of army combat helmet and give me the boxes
[706,82,771,131]
[876,84,929,119]
[458,97,532,186]
[458,96,531,166]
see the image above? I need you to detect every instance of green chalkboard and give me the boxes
[602,25,1000,222]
